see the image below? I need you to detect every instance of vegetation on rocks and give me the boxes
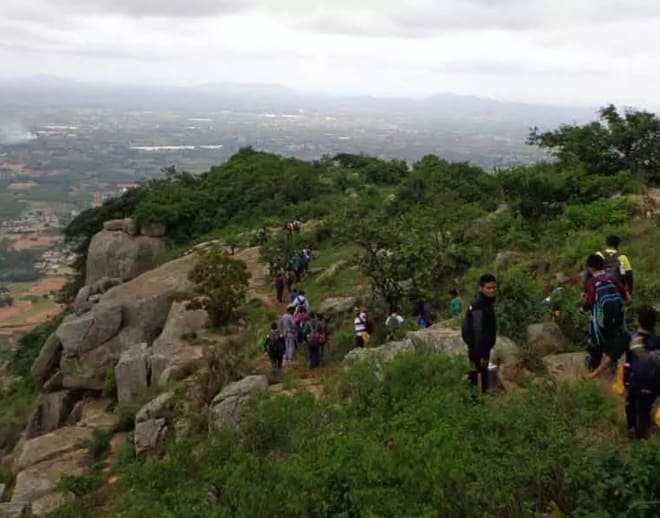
[15,105,660,515]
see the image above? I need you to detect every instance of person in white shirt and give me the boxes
[354,307,369,348]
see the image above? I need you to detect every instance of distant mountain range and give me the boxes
[0,76,598,127]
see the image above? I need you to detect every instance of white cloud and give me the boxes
[0,0,659,106]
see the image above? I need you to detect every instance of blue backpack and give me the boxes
[593,278,624,342]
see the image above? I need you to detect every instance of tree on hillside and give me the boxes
[528,104,660,184]
[184,249,251,327]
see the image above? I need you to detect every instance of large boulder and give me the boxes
[56,254,197,391]
[0,502,32,517]
[55,304,122,357]
[89,276,121,296]
[135,392,175,424]
[102,219,125,231]
[67,398,118,430]
[316,260,348,283]
[134,418,168,459]
[527,322,569,356]
[30,335,62,386]
[60,336,122,391]
[12,448,87,516]
[150,302,209,386]
[140,223,167,238]
[24,391,82,439]
[115,343,150,403]
[86,229,166,286]
[543,352,587,384]
[407,325,467,355]
[15,427,92,472]
[72,286,92,315]
[209,376,269,432]
[344,339,415,367]
[318,296,359,318]
[344,325,523,384]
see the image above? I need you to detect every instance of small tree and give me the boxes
[186,249,251,327]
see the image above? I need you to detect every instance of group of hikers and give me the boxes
[462,235,659,440]
[273,249,313,303]
[285,219,302,236]
[264,285,329,370]
[265,248,328,369]
[263,229,658,440]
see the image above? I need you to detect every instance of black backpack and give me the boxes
[602,250,622,280]
[626,335,660,393]
[267,332,285,355]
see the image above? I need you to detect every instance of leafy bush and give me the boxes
[493,267,546,342]
[184,249,251,327]
[55,474,103,498]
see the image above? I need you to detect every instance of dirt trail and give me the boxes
[233,246,332,399]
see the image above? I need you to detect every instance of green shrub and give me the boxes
[85,428,113,459]
[106,351,660,518]
[494,267,546,342]
[55,474,103,498]
[184,249,251,327]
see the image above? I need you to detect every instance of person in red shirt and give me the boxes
[582,254,630,371]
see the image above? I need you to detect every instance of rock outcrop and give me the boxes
[50,253,197,391]
[150,302,209,386]
[527,322,569,356]
[318,296,359,318]
[543,353,587,384]
[12,448,88,516]
[209,375,269,432]
[85,228,166,287]
[30,335,62,387]
[344,325,522,386]
[115,343,150,403]
[316,260,348,284]
[0,502,32,517]
[24,391,82,439]
[133,393,175,459]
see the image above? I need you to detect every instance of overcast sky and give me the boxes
[1,0,659,106]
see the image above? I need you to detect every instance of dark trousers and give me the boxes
[585,339,602,371]
[626,390,656,439]
[355,335,365,348]
[308,344,320,368]
[275,286,284,303]
[468,352,490,394]
[270,351,284,370]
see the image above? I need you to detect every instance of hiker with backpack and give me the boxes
[280,306,297,364]
[415,298,434,328]
[264,322,286,370]
[597,235,634,294]
[462,274,498,395]
[385,308,405,340]
[274,273,285,303]
[588,306,659,439]
[304,312,326,369]
[582,254,630,371]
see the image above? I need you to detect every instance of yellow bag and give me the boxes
[655,405,660,428]
[362,332,371,346]
[612,362,625,396]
